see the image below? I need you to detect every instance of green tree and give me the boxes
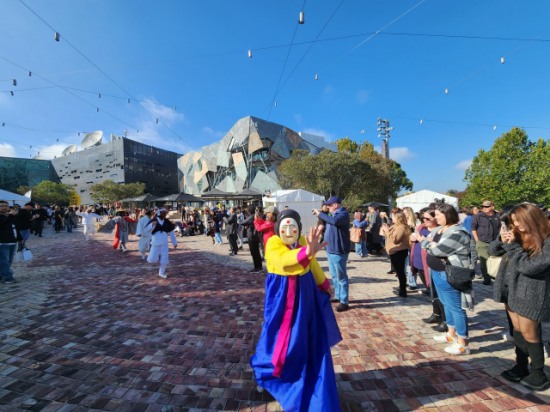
[463,127,550,208]
[278,138,412,208]
[31,181,76,206]
[89,180,145,205]
[16,185,31,196]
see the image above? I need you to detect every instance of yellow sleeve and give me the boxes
[265,235,311,276]
[309,256,327,286]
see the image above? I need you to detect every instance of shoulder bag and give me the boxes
[350,227,362,243]
[486,255,503,279]
[444,260,475,292]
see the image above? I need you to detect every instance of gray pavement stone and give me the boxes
[0,225,549,411]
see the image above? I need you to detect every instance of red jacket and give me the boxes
[254,218,275,250]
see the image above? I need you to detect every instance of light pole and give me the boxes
[377,118,394,209]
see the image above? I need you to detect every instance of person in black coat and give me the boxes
[242,205,263,272]
[224,207,239,256]
[498,203,550,391]
[0,200,21,283]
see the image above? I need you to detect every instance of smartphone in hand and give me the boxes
[501,221,508,233]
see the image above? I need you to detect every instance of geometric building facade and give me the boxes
[178,116,336,195]
[52,136,180,204]
[0,156,60,194]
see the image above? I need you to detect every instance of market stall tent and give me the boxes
[262,189,325,232]
[0,189,31,206]
[396,189,458,212]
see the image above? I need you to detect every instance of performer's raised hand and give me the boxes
[306,226,328,258]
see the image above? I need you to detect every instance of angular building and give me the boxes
[0,157,60,194]
[178,116,336,194]
[52,134,180,204]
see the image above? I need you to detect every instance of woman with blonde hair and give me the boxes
[403,206,419,290]
[500,203,550,391]
[381,211,410,297]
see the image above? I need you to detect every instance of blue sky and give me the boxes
[1,0,549,193]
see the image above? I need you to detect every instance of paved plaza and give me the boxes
[1,223,549,411]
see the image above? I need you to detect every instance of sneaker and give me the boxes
[502,332,514,342]
[444,342,470,355]
[433,333,455,343]
[330,298,340,303]
[159,273,167,279]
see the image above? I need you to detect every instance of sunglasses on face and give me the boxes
[422,217,434,221]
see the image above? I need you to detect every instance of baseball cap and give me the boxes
[323,196,341,206]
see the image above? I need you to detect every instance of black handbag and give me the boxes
[444,261,475,291]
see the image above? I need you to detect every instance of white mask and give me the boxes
[279,217,299,245]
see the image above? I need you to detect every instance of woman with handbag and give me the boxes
[381,211,410,298]
[352,210,368,257]
[499,203,550,391]
[422,204,477,355]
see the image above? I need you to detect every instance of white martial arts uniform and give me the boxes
[136,215,152,259]
[76,211,102,240]
[146,217,178,277]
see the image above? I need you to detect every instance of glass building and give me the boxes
[0,157,59,194]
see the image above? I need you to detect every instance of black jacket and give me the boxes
[0,214,21,244]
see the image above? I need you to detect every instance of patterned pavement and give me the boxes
[1,222,549,411]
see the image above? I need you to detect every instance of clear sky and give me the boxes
[1,1,549,193]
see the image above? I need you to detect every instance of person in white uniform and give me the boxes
[146,208,178,278]
[76,208,102,241]
[136,209,153,260]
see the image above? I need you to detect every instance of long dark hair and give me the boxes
[510,203,550,256]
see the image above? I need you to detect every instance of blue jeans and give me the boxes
[327,253,349,304]
[431,270,469,339]
[214,232,222,244]
[354,240,367,257]
[19,229,30,247]
[0,244,16,282]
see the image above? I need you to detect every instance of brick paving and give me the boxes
[1,222,549,411]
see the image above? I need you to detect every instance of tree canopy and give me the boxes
[89,180,145,205]
[278,137,412,210]
[31,181,77,206]
[462,127,550,208]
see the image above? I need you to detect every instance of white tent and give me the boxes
[262,189,325,231]
[396,189,458,212]
[0,189,31,206]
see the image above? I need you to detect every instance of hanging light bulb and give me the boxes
[28,71,32,77]
[299,11,304,24]
[248,49,252,58]
[10,91,14,96]
[127,98,131,104]
[444,88,449,94]
[315,73,318,80]
[274,102,277,107]
[98,93,101,98]
[96,107,99,112]
[1,123,5,127]
[156,118,159,124]
[500,57,505,64]
[419,119,424,125]
[493,125,497,131]
[54,32,60,41]
[12,79,17,86]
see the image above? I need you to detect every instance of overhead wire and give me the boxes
[266,0,307,120]
[15,0,184,142]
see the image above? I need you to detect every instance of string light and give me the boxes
[500,57,505,64]
[299,11,304,24]
[54,32,60,41]
[248,50,252,58]
[315,73,318,80]
[444,88,449,94]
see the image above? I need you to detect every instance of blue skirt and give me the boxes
[250,271,342,412]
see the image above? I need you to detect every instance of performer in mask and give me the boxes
[250,209,342,411]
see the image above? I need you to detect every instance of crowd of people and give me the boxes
[1,195,549,399]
